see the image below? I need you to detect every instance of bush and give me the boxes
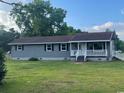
[28,57,39,61]
[0,48,6,84]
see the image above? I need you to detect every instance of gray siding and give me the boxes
[11,44,70,60]
[10,41,114,61]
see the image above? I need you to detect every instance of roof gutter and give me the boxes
[8,40,111,45]
[8,42,69,45]
[69,40,111,43]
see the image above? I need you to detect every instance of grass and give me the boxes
[1,60,124,93]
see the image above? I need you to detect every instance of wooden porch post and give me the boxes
[78,42,79,51]
[70,43,72,56]
[105,42,107,56]
[70,43,72,51]
[84,42,87,61]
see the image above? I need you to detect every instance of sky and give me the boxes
[0,0,124,40]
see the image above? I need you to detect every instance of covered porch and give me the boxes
[70,42,108,61]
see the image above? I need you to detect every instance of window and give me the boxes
[94,42,105,50]
[61,44,67,51]
[46,44,52,51]
[17,45,23,51]
[87,43,93,50]
[87,42,105,50]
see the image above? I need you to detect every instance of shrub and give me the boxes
[28,57,39,61]
[0,48,6,84]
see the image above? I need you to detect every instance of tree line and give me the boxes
[0,0,123,52]
[10,0,81,37]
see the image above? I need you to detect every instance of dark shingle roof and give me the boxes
[72,32,113,41]
[10,35,74,44]
[9,32,114,45]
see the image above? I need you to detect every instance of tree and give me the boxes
[0,48,6,84]
[10,0,81,36]
[56,23,81,35]
[114,34,124,52]
[0,25,20,51]
[105,29,124,52]
[0,0,14,5]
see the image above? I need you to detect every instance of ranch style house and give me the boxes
[9,32,117,61]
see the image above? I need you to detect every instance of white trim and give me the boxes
[105,42,107,56]
[46,44,52,52]
[8,40,111,45]
[110,32,114,40]
[69,40,110,43]
[70,43,72,51]
[61,43,67,51]
[77,42,79,51]
[8,42,69,45]
[86,50,107,56]
[17,45,23,51]
[84,42,87,61]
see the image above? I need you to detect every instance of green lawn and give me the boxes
[1,60,124,93]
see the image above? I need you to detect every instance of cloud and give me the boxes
[83,22,124,40]
[0,0,32,31]
[92,22,113,31]
[0,0,32,11]
[0,10,20,31]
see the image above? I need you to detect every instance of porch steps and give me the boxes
[76,56,85,62]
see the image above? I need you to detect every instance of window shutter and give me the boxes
[44,44,46,51]
[22,45,24,51]
[15,45,17,51]
[59,44,61,51]
[52,44,54,51]
[67,43,69,51]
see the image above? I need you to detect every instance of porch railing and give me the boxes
[70,50,84,56]
[70,49,107,56]
[87,50,107,56]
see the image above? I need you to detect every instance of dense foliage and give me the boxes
[10,0,81,36]
[115,35,124,52]
[106,29,124,52]
[0,26,20,51]
[0,48,6,84]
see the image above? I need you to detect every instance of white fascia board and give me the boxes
[8,40,111,45]
[8,42,69,45]
[110,32,114,40]
[69,40,111,43]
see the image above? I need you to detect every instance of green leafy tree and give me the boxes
[10,0,81,36]
[0,48,6,84]
[56,23,81,35]
[105,29,124,52]
[0,26,20,51]
[114,34,124,52]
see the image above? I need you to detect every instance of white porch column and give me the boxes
[70,43,72,56]
[70,43,72,51]
[110,41,113,60]
[78,42,79,51]
[105,42,107,56]
[84,42,87,61]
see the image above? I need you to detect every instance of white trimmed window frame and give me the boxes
[46,44,52,52]
[61,43,67,51]
[17,45,23,51]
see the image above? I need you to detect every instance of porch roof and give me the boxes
[71,32,114,41]
[9,32,115,45]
